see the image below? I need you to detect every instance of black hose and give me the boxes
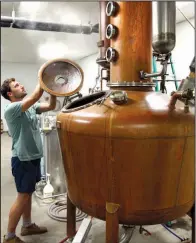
[161,224,187,242]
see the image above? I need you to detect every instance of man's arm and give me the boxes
[21,83,44,112]
[37,95,57,113]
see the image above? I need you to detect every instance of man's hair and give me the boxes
[0,78,15,100]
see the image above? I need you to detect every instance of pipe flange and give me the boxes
[106,47,118,62]
[107,81,156,87]
[106,1,118,16]
[106,24,118,39]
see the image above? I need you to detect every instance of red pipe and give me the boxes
[58,236,70,243]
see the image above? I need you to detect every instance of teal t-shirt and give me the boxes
[4,101,43,161]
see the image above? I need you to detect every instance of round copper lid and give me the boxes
[38,59,83,97]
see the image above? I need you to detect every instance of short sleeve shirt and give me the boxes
[4,102,43,161]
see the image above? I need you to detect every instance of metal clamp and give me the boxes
[96,91,112,106]
[106,47,118,62]
[106,1,118,16]
[56,121,61,129]
[110,91,128,105]
[181,89,194,113]
[97,40,104,48]
[106,24,118,39]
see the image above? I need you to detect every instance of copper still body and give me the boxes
[38,2,194,243]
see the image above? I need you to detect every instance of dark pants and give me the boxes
[11,157,41,193]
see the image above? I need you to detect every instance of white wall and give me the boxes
[77,53,99,95]
[1,62,66,131]
[1,62,40,131]
[77,53,109,96]
[172,18,195,79]
[77,18,195,95]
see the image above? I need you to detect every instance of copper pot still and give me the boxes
[38,1,194,242]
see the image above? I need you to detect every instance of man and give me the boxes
[1,78,56,243]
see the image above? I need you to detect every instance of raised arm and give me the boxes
[21,83,44,112]
[37,95,57,113]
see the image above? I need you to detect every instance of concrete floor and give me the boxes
[1,132,192,243]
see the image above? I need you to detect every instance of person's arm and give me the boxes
[21,83,44,112]
[36,95,57,113]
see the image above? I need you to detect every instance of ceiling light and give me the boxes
[38,42,68,60]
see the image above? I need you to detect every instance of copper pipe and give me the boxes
[168,91,183,110]
[67,195,76,238]
[168,89,194,111]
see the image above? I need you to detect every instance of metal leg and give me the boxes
[191,205,195,243]
[119,226,135,243]
[106,202,120,243]
[67,194,76,238]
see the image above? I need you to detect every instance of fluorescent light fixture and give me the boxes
[38,42,68,60]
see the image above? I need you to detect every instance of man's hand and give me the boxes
[37,95,57,113]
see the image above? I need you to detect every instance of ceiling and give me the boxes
[1,1,195,64]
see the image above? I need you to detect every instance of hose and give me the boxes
[161,224,188,242]
[58,235,70,243]
[48,199,88,222]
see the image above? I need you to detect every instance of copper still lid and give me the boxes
[38,58,83,97]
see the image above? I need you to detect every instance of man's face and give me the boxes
[8,81,27,100]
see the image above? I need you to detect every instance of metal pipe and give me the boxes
[140,53,171,79]
[191,205,195,243]
[96,1,110,68]
[119,226,135,243]
[1,16,99,34]
[99,1,110,59]
[100,68,109,91]
[140,60,168,79]
[152,2,176,54]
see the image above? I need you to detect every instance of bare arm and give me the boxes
[37,95,57,113]
[21,83,44,112]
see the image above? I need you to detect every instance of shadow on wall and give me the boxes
[1,97,10,131]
